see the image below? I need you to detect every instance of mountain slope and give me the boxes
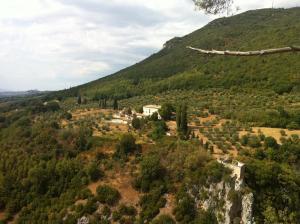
[58,7,300,99]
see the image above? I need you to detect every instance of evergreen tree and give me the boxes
[159,103,174,120]
[180,104,188,135]
[113,99,118,110]
[77,95,82,104]
[103,99,107,109]
[176,105,182,130]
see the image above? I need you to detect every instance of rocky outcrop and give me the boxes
[192,160,254,224]
[241,192,254,224]
[163,37,182,49]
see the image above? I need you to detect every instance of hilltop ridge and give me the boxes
[54,7,300,99]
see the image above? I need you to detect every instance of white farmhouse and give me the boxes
[143,105,161,119]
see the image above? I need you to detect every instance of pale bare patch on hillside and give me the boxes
[93,123,129,138]
[72,108,113,120]
[0,211,5,221]
[158,194,175,219]
[7,213,19,224]
[88,171,140,207]
[240,127,300,143]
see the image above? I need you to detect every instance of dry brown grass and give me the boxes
[0,211,5,220]
[240,127,300,143]
[88,172,140,207]
[71,108,112,120]
[158,194,175,218]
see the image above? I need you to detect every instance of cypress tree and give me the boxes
[77,95,82,104]
[113,99,118,110]
[180,104,188,135]
[176,105,182,130]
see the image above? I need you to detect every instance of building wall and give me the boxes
[143,107,161,119]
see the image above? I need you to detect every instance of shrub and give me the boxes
[150,112,159,121]
[96,185,120,205]
[194,209,218,224]
[132,117,142,129]
[83,199,98,214]
[173,190,196,223]
[151,121,168,140]
[87,162,104,182]
[159,103,174,120]
[205,161,231,184]
[45,101,60,112]
[264,137,278,149]
[248,135,261,148]
[136,155,166,192]
[280,130,286,136]
[139,188,166,223]
[118,204,137,216]
[114,134,140,159]
[152,214,175,224]
[241,135,249,146]
[61,112,72,120]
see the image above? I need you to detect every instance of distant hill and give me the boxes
[56,7,300,99]
[0,90,45,98]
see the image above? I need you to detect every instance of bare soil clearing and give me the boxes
[88,172,140,206]
[0,211,5,220]
[71,108,113,120]
[240,127,300,143]
[159,194,175,218]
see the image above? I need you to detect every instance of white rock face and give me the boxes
[224,183,233,224]
[197,162,254,224]
[241,193,254,224]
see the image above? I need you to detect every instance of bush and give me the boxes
[87,162,104,182]
[248,135,261,148]
[137,155,165,192]
[152,214,175,224]
[150,112,159,121]
[61,112,72,120]
[96,185,120,206]
[241,135,249,146]
[173,190,196,223]
[159,103,174,120]
[139,188,166,223]
[45,101,60,112]
[194,209,218,224]
[132,117,142,130]
[114,134,140,158]
[83,199,98,214]
[264,137,278,149]
[205,161,231,184]
[118,204,137,216]
[151,121,168,140]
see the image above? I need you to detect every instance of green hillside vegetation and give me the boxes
[55,7,299,99]
[48,8,300,129]
[0,7,300,224]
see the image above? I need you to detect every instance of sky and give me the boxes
[0,0,299,91]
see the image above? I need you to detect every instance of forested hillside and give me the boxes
[56,7,300,99]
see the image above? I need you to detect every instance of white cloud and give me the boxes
[0,0,298,90]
